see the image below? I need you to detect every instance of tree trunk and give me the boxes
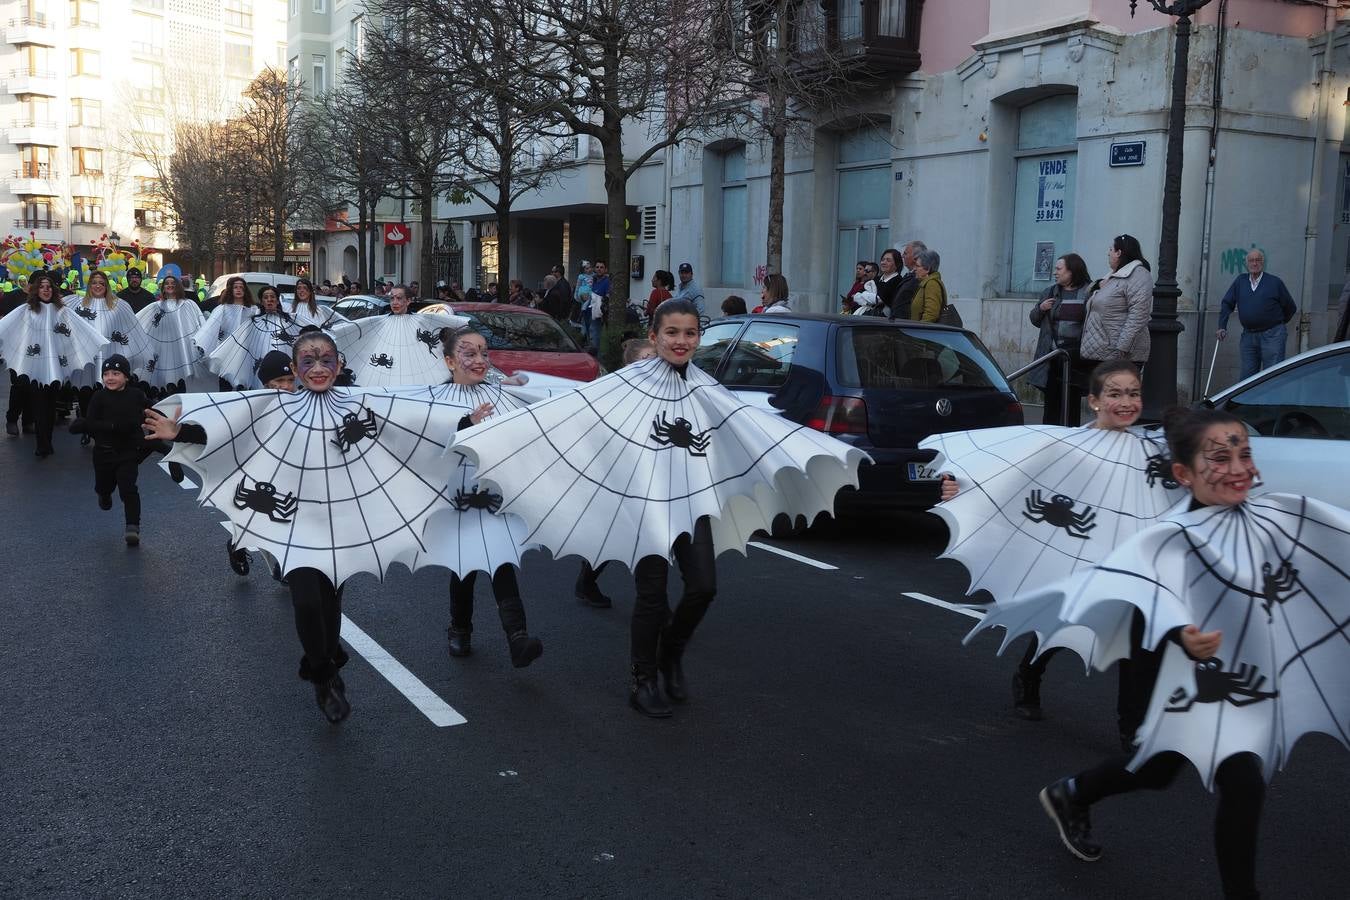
[765,85,788,276]
[273,201,286,273]
[419,168,435,292]
[356,201,367,290]
[496,198,512,305]
[602,128,628,368]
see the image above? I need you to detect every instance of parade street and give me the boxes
[3,431,1347,899]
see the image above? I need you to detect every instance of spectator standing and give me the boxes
[721,295,748,316]
[589,261,611,349]
[1216,249,1297,380]
[859,250,905,317]
[645,270,674,318]
[908,248,945,323]
[542,265,572,320]
[573,261,593,325]
[118,268,157,312]
[484,282,499,302]
[673,263,706,317]
[841,261,869,314]
[507,279,527,306]
[1335,279,1349,343]
[1081,234,1153,366]
[759,274,792,314]
[409,280,421,299]
[889,241,927,321]
[1029,253,1093,426]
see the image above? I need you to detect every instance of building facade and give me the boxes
[666,0,1350,398]
[1,0,287,265]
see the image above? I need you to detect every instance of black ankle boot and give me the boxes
[630,667,672,718]
[1012,670,1042,720]
[447,627,472,658]
[658,641,688,704]
[574,572,612,609]
[314,676,349,723]
[508,631,543,668]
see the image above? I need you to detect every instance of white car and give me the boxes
[1203,340,1350,508]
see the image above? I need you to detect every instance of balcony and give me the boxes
[10,165,58,195]
[5,69,58,95]
[68,124,104,146]
[5,16,56,46]
[790,0,925,79]
[8,120,59,145]
[13,218,63,240]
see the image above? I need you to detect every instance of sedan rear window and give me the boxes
[837,327,1010,390]
[458,310,582,352]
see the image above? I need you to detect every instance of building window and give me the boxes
[70,98,101,127]
[224,0,252,29]
[224,42,251,78]
[383,242,398,276]
[135,175,158,197]
[135,207,165,228]
[72,147,103,175]
[18,145,54,178]
[73,197,103,224]
[131,60,164,102]
[313,0,325,11]
[70,0,100,27]
[348,15,363,57]
[22,198,57,228]
[311,54,327,94]
[20,96,52,126]
[287,55,300,84]
[23,45,54,76]
[70,48,101,76]
[719,144,748,287]
[288,0,297,15]
[1008,93,1078,294]
[834,124,891,298]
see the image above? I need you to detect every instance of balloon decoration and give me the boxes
[0,232,161,297]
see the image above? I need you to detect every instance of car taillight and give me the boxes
[1007,399,1025,423]
[806,395,868,435]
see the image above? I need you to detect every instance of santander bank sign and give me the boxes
[383,223,410,245]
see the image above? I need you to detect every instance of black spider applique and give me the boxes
[273,329,297,346]
[650,412,711,456]
[74,306,97,321]
[233,478,299,523]
[369,353,395,368]
[416,328,442,355]
[53,322,71,336]
[1165,658,1278,713]
[109,331,129,345]
[1260,560,1301,619]
[145,355,158,373]
[25,343,40,356]
[331,407,379,453]
[451,487,503,513]
[1022,490,1097,538]
[151,310,167,328]
[58,355,67,368]
[1144,453,1180,489]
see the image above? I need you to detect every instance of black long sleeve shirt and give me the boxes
[69,387,151,452]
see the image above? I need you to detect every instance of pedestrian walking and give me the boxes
[1081,235,1152,366]
[908,248,945,323]
[1028,253,1092,426]
[1215,249,1296,381]
[674,263,706,318]
[69,354,151,546]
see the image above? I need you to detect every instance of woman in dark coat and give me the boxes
[1028,253,1091,426]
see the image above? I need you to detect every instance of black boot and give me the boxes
[227,538,250,576]
[1012,670,1042,720]
[574,569,612,609]
[314,676,350,723]
[629,666,672,718]
[658,635,688,704]
[447,627,472,658]
[80,433,91,446]
[508,630,543,668]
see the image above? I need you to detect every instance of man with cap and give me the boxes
[674,263,706,318]
[226,350,296,578]
[118,268,156,312]
[68,354,153,547]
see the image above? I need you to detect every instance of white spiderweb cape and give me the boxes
[160,386,464,584]
[450,356,869,567]
[65,297,155,388]
[970,494,1350,788]
[330,311,469,387]
[193,303,251,357]
[135,299,209,390]
[207,311,299,389]
[921,424,1188,658]
[289,304,350,332]
[0,301,108,385]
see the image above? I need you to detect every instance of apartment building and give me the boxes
[1,0,286,265]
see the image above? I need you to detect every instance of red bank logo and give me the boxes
[384,223,410,245]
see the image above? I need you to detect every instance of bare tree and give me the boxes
[238,68,307,273]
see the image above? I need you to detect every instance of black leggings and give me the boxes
[93,449,140,525]
[27,382,58,453]
[288,568,348,683]
[6,375,30,428]
[631,517,717,674]
[449,566,527,636]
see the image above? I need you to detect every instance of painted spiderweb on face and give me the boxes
[970,494,1350,788]
[330,312,469,387]
[135,300,208,389]
[0,302,108,386]
[207,312,299,389]
[68,298,155,388]
[193,304,250,357]
[160,386,466,584]
[452,356,869,567]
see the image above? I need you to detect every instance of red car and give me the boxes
[418,302,600,382]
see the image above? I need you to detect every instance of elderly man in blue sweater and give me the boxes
[1216,249,1297,380]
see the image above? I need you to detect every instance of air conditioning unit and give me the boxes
[640,205,658,244]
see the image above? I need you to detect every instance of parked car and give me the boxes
[1201,340,1350,508]
[694,314,1024,510]
[206,272,299,308]
[419,302,600,382]
[279,292,337,312]
[330,294,390,320]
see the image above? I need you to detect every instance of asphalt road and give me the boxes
[2,426,1347,899]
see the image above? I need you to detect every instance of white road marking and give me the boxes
[901,591,986,621]
[340,615,468,727]
[748,541,838,570]
[158,460,197,490]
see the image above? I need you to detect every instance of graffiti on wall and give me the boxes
[1220,243,1267,276]
[753,264,768,286]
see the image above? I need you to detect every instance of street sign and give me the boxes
[1109,141,1146,167]
[383,223,410,245]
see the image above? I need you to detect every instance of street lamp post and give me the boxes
[1131,0,1212,419]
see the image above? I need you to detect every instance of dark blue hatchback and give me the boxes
[693,314,1024,509]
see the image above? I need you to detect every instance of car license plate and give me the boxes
[908,463,940,482]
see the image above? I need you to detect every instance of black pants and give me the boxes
[1039,367,1085,427]
[1017,637,1060,679]
[579,560,610,588]
[73,385,95,420]
[288,568,348,683]
[7,374,31,428]
[93,449,140,525]
[449,566,528,636]
[27,382,58,453]
[631,517,717,674]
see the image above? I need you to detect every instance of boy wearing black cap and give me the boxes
[69,354,152,546]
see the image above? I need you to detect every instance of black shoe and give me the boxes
[574,574,612,609]
[658,645,688,704]
[125,525,140,547]
[5,421,17,436]
[447,627,472,658]
[168,462,185,484]
[1039,779,1101,862]
[1012,671,1043,721]
[630,672,672,718]
[98,493,113,511]
[314,677,350,723]
[270,564,288,586]
[227,539,250,576]
[508,631,543,668]
[80,433,91,447]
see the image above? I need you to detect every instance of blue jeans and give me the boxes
[1239,323,1287,381]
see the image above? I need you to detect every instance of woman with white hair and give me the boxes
[908,247,945,323]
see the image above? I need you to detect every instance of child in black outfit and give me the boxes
[69,354,150,546]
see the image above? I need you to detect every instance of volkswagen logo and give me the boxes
[935,398,952,416]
